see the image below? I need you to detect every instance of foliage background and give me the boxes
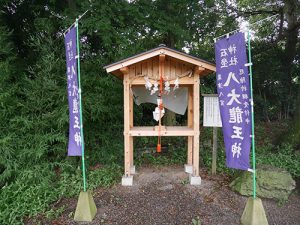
[0,0,299,224]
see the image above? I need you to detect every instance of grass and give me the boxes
[1,122,299,224]
[201,123,300,178]
[192,216,201,225]
[0,162,122,225]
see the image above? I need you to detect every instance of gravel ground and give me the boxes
[35,165,300,225]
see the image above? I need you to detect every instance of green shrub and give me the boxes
[201,125,300,178]
[0,162,121,225]
[136,147,187,166]
[256,143,300,177]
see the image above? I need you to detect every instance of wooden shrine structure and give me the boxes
[104,45,216,186]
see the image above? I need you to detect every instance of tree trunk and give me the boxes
[279,0,300,148]
[282,85,300,149]
[67,0,77,17]
[263,92,270,122]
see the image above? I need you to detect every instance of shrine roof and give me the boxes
[104,44,216,74]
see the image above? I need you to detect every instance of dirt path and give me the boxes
[47,165,299,225]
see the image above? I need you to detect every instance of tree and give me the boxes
[229,0,300,147]
[0,24,19,185]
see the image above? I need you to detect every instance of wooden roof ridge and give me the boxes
[104,44,216,73]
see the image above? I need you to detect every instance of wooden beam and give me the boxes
[159,54,166,61]
[154,125,166,131]
[120,66,129,75]
[129,126,194,136]
[130,76,194,85]
[194,66,205,75]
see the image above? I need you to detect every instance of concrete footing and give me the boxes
[122,175,133,186]
[241,197,268,225]
[189,175,201,185]
[184,164,193,174]
[74,191,97,222]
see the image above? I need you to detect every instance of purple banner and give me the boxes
[65,27,82,156]
[215,32,251,170]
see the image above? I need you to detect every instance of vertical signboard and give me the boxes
[203,94,222,127]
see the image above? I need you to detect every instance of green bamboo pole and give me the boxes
[247,30,256,199]
[76,19,87,192]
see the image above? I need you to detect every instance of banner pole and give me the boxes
[247,30,256,199]
[75,19,87,192]
[63,10,89,36]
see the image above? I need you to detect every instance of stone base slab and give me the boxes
[184,164,193,174]
[122,175,133,186]
[189,175,201,185]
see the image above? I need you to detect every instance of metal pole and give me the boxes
[247,30,256,199]
[76,19,87,192]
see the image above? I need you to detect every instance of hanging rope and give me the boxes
[129,70,193,99]
[213,14,278,42]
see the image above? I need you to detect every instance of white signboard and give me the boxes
[203,94,222,127]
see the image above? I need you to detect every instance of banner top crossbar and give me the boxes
[63,10,89,36]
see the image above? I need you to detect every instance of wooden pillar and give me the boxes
[121,67,131,176]
[187,86,193,165]
[192,67,204,176]
[212,127,218,175]
[129,93,134,168]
